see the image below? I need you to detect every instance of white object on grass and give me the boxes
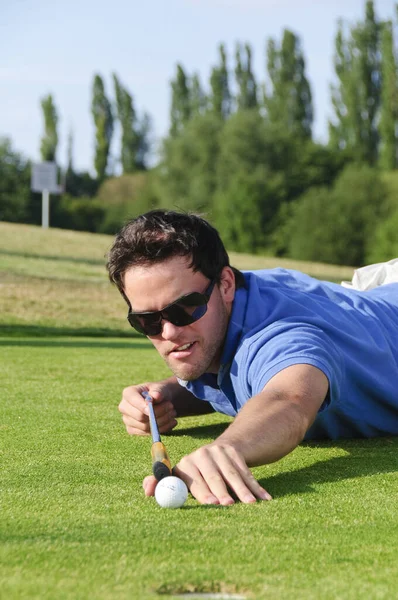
[155,476,188,509]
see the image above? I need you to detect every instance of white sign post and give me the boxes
[31,162,61,228]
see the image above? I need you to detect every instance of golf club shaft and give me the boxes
[142,391,172,480]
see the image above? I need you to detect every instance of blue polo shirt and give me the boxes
[178,269,398,439]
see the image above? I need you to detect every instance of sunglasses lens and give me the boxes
[127,313,162,336]
[162,304,197,327]
[127,285,213,336]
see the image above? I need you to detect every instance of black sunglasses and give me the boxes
[127,279,216,336]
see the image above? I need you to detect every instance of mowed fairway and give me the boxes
[1,222,397,600]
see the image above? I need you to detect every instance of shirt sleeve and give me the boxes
[242,322,344,411]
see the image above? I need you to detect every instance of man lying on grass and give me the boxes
[107,210,398,506]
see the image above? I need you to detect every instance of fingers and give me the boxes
[174,443,272,506]
[119,384,178,436]
[121,403,177,434]
[142,475,157,496]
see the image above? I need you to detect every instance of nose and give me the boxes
[160,319,184,340]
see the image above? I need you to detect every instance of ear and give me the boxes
[219,266,236,304]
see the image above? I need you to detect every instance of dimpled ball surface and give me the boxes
[155,476,188,509]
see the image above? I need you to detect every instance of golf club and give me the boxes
[142,390,172,481]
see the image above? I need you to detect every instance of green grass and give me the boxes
[1,337,397,599]
[1,222,396,599]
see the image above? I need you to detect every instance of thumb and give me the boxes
[146,385,170,405]
[143,475,157,497]
[138,386,165,416]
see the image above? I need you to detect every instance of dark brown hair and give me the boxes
[106,209,244,300]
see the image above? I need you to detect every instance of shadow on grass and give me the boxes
[261,437,398,498]
[169,426,398,499]
[171,422,230,439]
[0,324,153,349]
[0,338,153,349]
[0,324,140,339]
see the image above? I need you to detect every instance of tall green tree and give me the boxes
[209,44,231,119]
[160,112,223,213]
[66,127,74,175]
[329,20,362,156]
[135,112,151,171]
[235,43,258,110]
[379,20,398,170]
[170,64,191,137]
[214,111,282,252]
[91,74,114,181]
[190,73,207,118]
[64,128,99,198]
[329,1,381,165]
[113,73,141,174]
[264,29,313,138]
[40,94,58,162]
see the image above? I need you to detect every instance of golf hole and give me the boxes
[157,582,247,599]
[171,595,247,599]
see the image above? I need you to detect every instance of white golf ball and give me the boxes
[155,476,188,509]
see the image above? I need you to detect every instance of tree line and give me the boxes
[1,0,398,266]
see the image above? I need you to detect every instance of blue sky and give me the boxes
[1,0,396,173]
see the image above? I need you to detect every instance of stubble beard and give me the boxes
[163,303,229,381]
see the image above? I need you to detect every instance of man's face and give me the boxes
[123,256,236,380]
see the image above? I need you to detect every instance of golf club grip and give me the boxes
[151,441,172,479]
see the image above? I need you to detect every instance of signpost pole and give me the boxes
[42,189,50,229]
[31,162,59,229]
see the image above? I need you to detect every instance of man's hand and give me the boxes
[119,378,214,436]
[119,381,178,436]
[143,441,272,505]
[141,364,328,504]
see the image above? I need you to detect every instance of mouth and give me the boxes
[169,342,196,357]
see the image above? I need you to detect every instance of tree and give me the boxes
[209,44,231,119]
[214,167,272,253]
[329,1,381,165]
[136,112,152,171]
[113,73,141,174]
[170,64,191,137]
[190,73,207,118]
[367,207,398,262]
[264,29,313,138]
[66,127,74,175]
[214,111,283,251]
[286,165,388,266]
[40,94,58,162]
[94,171,159,233]
[91,74,114,181]
[64,127,75,195]
[235,43,258,110]
[160,112,223,213]
[379,20,398,170]
[64,129,99,198]
[0,138,31,223]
